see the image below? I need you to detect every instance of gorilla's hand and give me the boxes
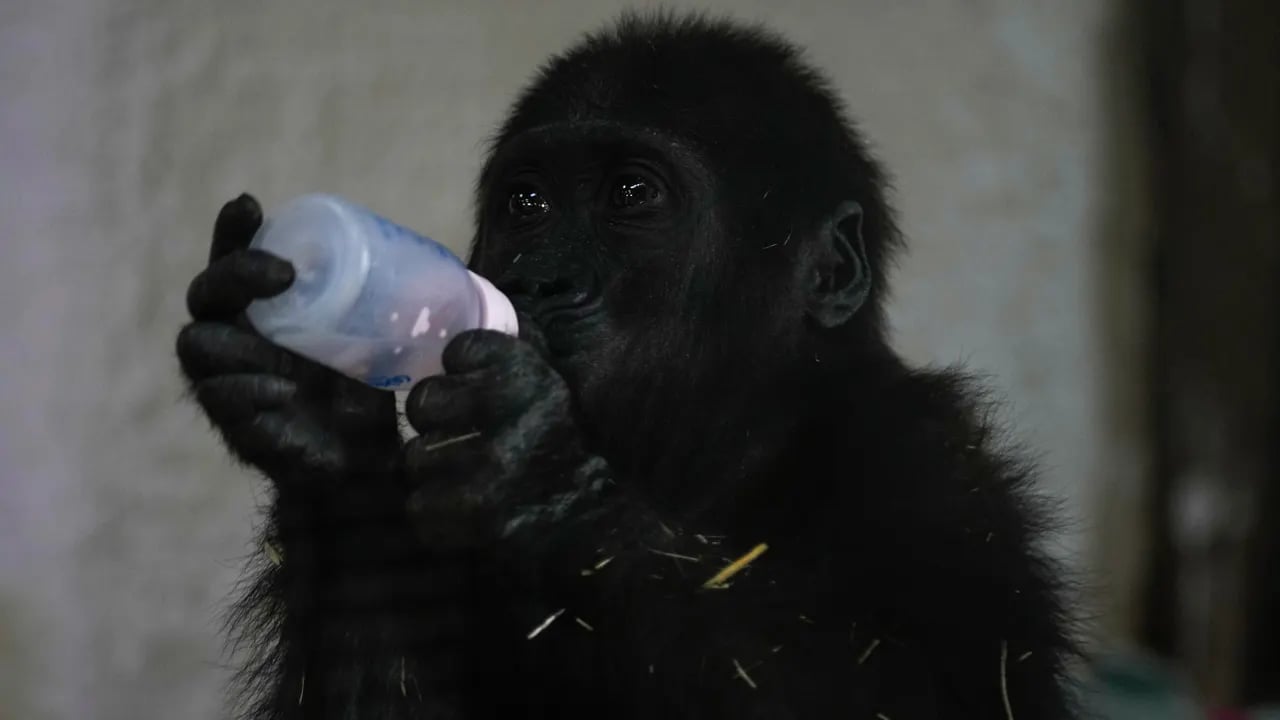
[176,194,400,482]
[402,327,606,548]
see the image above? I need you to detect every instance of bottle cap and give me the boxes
[468,271,519,336]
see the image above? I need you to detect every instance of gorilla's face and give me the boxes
[469,123,733,418]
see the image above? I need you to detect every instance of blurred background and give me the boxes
[1,1,1276,718]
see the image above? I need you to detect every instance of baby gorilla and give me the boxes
[177,12,1078,720]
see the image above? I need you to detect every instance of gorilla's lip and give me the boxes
[525,293,603,330]
[538,301,602,330]
[534,300,604,360]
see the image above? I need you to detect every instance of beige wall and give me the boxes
[0,2,1150,718]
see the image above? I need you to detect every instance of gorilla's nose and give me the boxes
[522,276,577,299]
[500,263,598,299]
[498,267,600,318]
[500,274,569,301]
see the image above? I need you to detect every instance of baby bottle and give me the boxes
[244,193,517,390]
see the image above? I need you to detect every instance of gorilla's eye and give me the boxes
[508,188,551,219]
[611,175,662,210]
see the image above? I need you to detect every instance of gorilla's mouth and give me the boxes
[538,300,601,329]
[528,297,605,358]
[510,286,603,331]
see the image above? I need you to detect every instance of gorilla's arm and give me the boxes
[178,195,482,719]
[402,331,1075,719]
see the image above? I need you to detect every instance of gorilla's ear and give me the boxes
[806,200,872,328]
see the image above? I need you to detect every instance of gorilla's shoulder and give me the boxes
[836,360,1055,522]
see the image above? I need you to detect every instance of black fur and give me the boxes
[178,11,1079,719]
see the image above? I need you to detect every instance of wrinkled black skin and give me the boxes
[177,13,1078,720]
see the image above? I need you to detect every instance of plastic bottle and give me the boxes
[244,193,517,391]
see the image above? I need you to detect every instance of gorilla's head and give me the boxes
[468,14,903,475]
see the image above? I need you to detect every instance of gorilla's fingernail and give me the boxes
[268,259,296,286]
[233,193,263,219]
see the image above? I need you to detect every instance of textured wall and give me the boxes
[0,1,1148,718]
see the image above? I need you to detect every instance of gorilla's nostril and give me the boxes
[535,277,576,298]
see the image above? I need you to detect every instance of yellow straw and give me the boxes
[702,543,769,589]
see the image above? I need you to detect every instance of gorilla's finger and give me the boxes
[227,411,346,478]
[177,322,295,381]
[403,429,491,480]
[210,193,264,262]
[186,250,294,320]
[406,374,480,434]
[441,329,530,375]
[195,374,298,426]
[404,369,543,436]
